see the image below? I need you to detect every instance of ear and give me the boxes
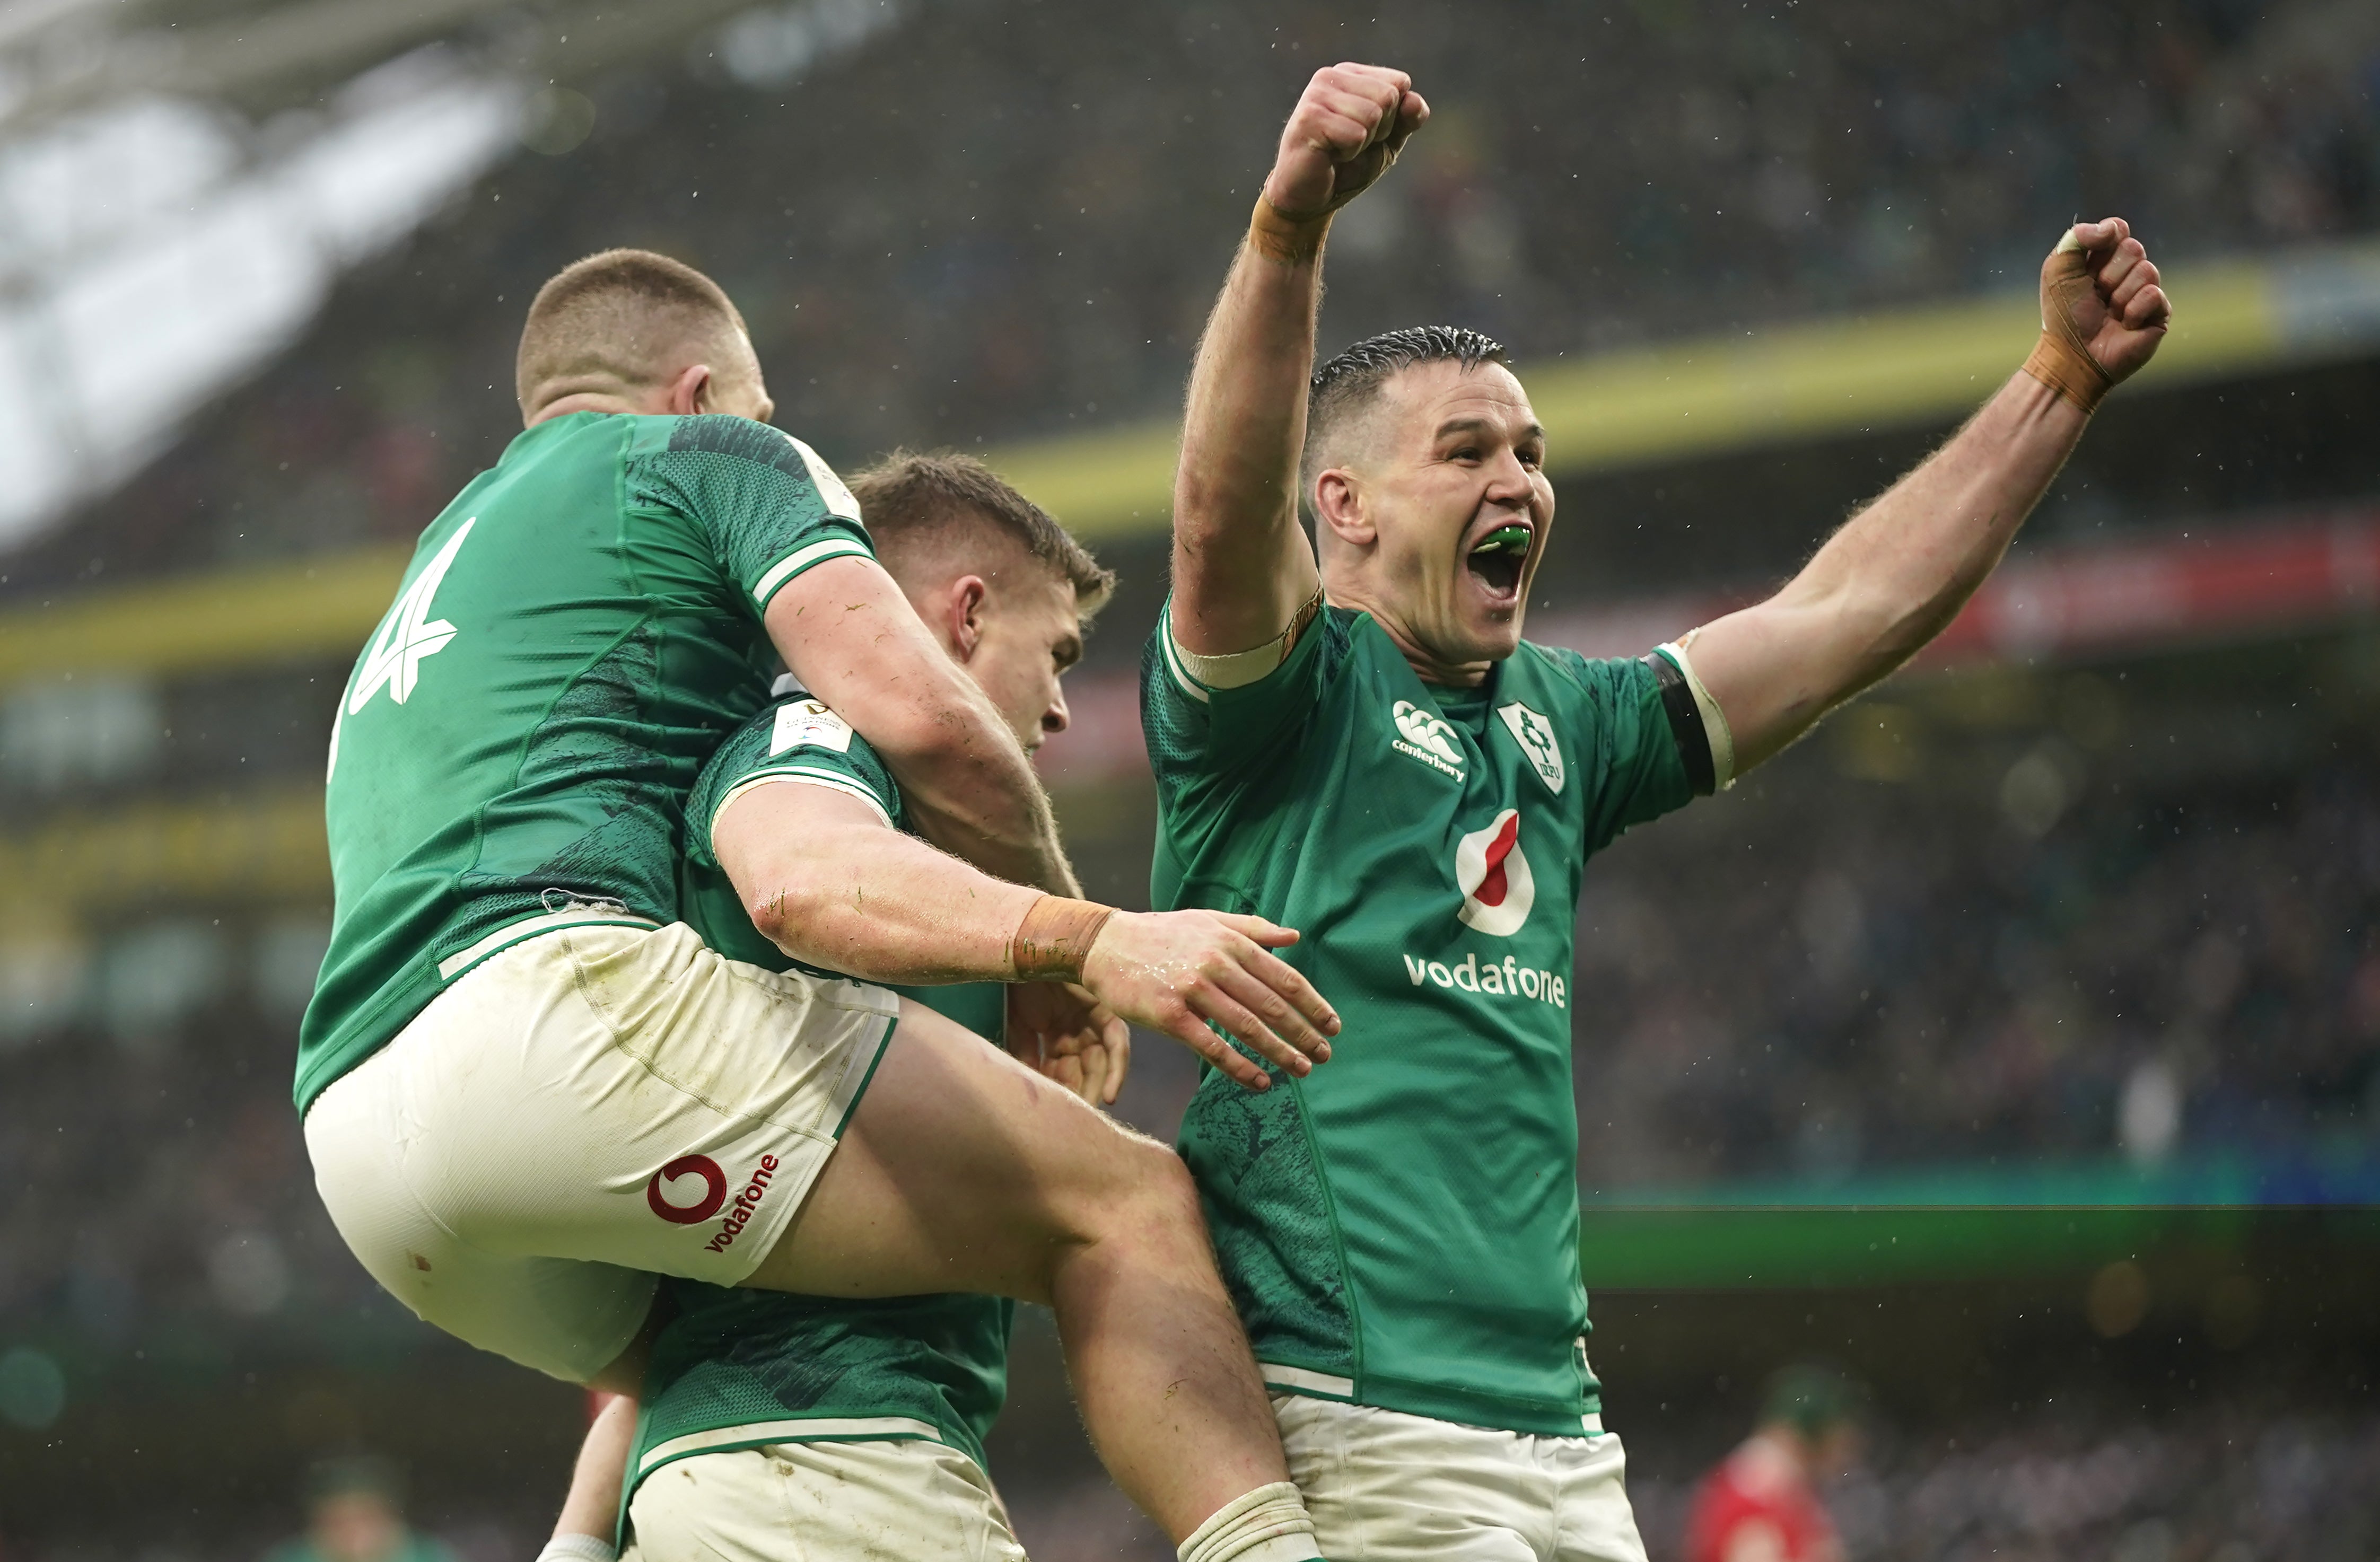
[1312,468,1375,548]
[664,364,713,416]
[947,575,990,661]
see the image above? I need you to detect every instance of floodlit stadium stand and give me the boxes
[1,2,2376,1559]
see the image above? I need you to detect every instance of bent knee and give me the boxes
[1068,1133,1208,1248]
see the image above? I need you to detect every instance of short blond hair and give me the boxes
[514,249,759,412]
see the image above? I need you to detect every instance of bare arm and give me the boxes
[547,1392,635,1548]
[1171,65,1427,657]
[1688,220,2173,771]
[764,554,1077,895]
[716,780,1340,1091]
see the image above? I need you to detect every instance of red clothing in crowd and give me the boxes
[1683,1435,1843,1562]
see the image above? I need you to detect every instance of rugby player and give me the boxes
[538,452,1294,1562]
[304,253,1339,1561]
[1147,64,2171,1561]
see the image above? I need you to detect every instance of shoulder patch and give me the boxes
[667,417,864,525]
[769,699,856,756]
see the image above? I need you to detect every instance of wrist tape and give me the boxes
[1010,896,1117,981]
[537,1537,615,1562]
[1248,197,1329,264]
[2022,231,2116,413]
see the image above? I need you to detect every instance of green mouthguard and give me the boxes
[1471,524,1532,555]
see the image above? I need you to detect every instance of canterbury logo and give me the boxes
[1455,808,1535,936]
[646,1154,728,1225]
[1390,699,1465,780]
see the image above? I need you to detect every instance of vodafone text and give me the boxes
[704,1154,781,1253]
[1403,951,1568,1008]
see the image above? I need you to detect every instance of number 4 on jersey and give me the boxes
[327,519,476,779]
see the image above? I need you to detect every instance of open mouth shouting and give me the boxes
[1464,517,1534,606]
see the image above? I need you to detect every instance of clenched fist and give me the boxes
[1262,63,1430,225]
[2026,217,2172,409]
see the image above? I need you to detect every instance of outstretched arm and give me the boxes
[764,556,1077,895]
[1171,64,1427,657]
[1685,220,2172,773]
[715,780,1339,1093]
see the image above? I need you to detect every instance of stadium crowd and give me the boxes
[9,0,2378,592]
[1625,1400,2380,1562]
[2,700,2372,1359]
[1571,742,2380,1193]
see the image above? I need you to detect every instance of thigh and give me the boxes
[1548,1433,1648,1562]
[399,924,894,1280]
[624,1442,1027,1562]
[305,1048,656,1383]
[1273,1394,1545,1561]
[746,998,1166,1304]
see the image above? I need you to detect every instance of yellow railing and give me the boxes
[0,239,2370,688]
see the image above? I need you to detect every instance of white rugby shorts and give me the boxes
[304,912,897,1383]
[622,1440,1026,1562]
[1273,1394,1649,1562]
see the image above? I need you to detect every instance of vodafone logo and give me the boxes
[1456,809,1535,936]
[646,1155,728,1225]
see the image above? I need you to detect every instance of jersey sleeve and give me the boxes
[1541,647,1698,853]
[1142,598,1339,789]
[686,695,904,870]
[628,415,875,615]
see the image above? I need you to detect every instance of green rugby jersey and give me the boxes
[301,412,872,1112]
[628,692,1011,1497]
[1144,604,1696,1437]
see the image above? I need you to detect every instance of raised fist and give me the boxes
[1263,63,1430,223]
[2045,218,2172,386]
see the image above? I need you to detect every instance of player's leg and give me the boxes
[624,1441,1026,1562]
[743,997,1307,1553]
[1272,1394,1547,1561]
[1548,1431,1650,1562]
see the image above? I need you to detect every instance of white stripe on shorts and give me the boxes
[1259,1362,1356,1397]
[435,908,657,981]
[636,1416,944,1476]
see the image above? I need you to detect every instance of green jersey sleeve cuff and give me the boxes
[749,531,874,612]
[713,766,897,833]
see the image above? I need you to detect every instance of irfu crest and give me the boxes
[1496,701,1565,795]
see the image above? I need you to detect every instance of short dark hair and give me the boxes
[848,450,1115,614]
[1301,325,1508,507]
[515,248,754,409]
[1761,1364,1860,1439]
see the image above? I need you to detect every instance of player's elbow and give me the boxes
[742,878,836,962]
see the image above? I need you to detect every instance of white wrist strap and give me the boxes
[538,1534,616,1562]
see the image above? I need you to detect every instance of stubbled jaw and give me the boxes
[1462,516,1535,609]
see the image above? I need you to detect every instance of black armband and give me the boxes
[1644,650,1717,797]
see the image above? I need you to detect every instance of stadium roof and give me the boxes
[0,0,905,547]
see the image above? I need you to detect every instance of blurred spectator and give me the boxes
[1682,1366,1863,1562]
[261,1459,456,1562]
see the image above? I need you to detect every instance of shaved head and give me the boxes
[515,249,763,417]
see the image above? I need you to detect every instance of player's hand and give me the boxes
[2046,218,2171,383]
[1006,981,1130,1107]
[1263,63,1429,223]
[1080,910,1339,1091]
